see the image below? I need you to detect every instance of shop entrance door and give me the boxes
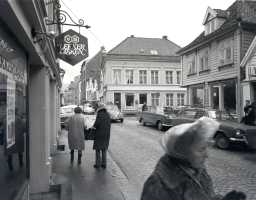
[114,93,121,109]
[212,86,220,109]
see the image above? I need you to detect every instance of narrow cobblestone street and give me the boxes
[108,117,256,200]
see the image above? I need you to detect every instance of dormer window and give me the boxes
[203,7,227,36]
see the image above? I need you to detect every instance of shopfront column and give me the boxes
[219,85,224,111]
[29,66,51,194]
[50,80,57,155]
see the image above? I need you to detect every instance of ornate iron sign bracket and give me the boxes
[45,0,90,29]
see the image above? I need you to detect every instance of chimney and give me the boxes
[162,35,168,40]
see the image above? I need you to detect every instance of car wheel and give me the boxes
[120,118,124,123]
[215,134,229,149]
[157,121,163,131]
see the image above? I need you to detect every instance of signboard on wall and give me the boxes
[6,78,15,148]
[55,29,88,65]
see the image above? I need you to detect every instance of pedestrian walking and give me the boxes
[67,106,87,165]
[92,103,111,169]
[142,102,148,111]
[244,101,256,126]
[241,100,251,123]
[244,100,251,116]
[141,117,246,200]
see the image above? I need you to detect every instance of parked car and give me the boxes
[83,103,95,114]
[138,106,176,131]
[60,105,77,128]
[169,107,256,150]
[106,104,124,123]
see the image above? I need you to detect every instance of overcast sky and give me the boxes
[60,0,236,85]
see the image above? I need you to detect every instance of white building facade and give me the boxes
[103,36,186,114]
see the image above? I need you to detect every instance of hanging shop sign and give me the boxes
[55,29,88,66]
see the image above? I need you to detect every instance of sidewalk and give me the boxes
[52,130,125,200]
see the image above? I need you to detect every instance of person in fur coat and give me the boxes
[141,117,246,200]
[92,103,111,169]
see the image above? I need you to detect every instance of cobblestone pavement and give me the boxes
[108,117,256,200]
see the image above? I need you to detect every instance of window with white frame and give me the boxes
[151,70,159,84]
[139,70,147,84]
[219,43,233,64]
[188,57,196,74]
[166,71,173,84]
[176,71,181,84]
[113,69,121,84]
[125,69,133,84]
[166,93,174,107]
[199,50,209,71]
[177,93,185,106]
[151,93,160,106]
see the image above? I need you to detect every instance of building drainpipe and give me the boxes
[237,20,242,122]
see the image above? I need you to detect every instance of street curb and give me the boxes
[107,150,140,200]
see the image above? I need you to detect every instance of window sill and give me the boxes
[199,69,210,75]
[218,61,234,71]
[187,73,197,77]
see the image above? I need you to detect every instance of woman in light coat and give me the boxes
[141,117,246,200]
[67,106,87,164]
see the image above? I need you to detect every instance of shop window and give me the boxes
[139,93,147,104]
[191,87,204,107]
[0,24,28,199]
[125,94,134,107]
[166,93,173,107]
[177,93,185,106]
[151,93,160,106]
[0,73,27,200]
[223,80,236,113]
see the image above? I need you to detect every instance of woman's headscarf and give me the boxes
[161,117,220,161]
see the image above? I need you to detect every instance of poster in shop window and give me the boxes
[6,78,15,148]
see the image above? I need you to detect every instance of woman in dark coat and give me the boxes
[141,117,246,200]
[92,103,111,169]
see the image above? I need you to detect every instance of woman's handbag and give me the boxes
[84,127,95,140]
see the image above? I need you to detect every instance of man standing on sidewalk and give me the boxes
[67,106,87,165]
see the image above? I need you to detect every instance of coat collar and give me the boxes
[155,154,200,189]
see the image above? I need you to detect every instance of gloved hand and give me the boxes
[222,190,246,200]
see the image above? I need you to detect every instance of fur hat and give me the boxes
[96,102,106,112]
[161,117,219,159]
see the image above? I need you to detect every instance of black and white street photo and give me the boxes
[0,0,256,200]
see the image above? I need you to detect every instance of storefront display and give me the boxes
[0,19,28,200]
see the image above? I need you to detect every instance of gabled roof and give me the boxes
[82,47,105,81]
[177,1,256,55]
[241,35,256,67]
[214,9,228,18]
[107,36,181,57]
